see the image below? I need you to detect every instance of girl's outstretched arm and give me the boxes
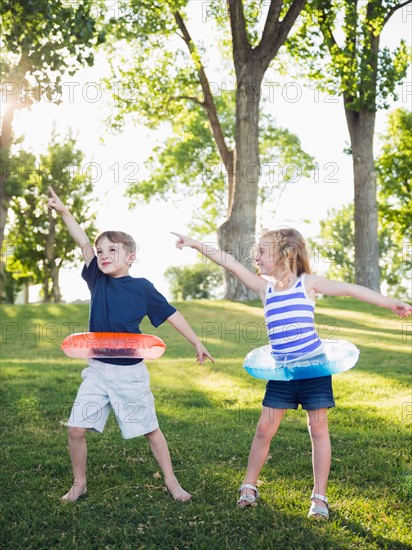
[172,232,267,300]
[306,275,412,318]
[47,186,95,266]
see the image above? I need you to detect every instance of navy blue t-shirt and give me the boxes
[82,256,176,365]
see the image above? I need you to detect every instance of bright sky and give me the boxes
[11,2,412,302]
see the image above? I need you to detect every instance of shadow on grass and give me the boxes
[2,408,410,549]
[2,410,410,549]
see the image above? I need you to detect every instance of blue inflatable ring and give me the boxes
[243,340,359,381]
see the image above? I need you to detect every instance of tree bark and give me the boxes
[45,213,62,302]
[43,277,51,303]
[50,264,62,303]
[345,104,380,291]
[23,283,29,304]
[218,63,262,301]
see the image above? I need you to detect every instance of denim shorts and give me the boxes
[262,375,335,411]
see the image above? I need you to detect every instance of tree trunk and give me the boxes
[173,1,307,301]
[51,265,62,302]
[43,278,51,303]
[218,65,262,301]
[216,0,306,301]
[345,104,380,291]
[23,282,29,304]
[45,212,62,302]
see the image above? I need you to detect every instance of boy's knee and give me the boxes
[144,428,162,443]
[68,426,87,440]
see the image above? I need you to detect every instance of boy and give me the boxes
[48,187,213,502]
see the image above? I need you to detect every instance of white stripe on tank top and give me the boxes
[264,274,323,359]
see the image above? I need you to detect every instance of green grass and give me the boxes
[1,298,411,549]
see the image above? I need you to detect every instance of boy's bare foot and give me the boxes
[61,482,87,502]
[165,477,192,502]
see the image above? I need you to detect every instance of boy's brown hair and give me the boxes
[94,231,136,254]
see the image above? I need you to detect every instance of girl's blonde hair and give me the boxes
[260,228,312,276]
[95,231,136,254]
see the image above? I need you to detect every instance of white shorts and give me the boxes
[66,359,159,439]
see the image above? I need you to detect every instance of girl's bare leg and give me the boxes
[238,407,285,505]
[145,428,191,502]
[307,408,331,510]
[61,427,88,502]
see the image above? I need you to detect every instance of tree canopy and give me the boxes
[104,0,309,299]
[312,108,411,298]
[8,133,97,302]
[287,0,411,291]
[1,0,104,298]
[1,0,104,105]
[377,108,411,241]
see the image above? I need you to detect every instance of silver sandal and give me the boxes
[237,483,259,507]
[308,492,329,519]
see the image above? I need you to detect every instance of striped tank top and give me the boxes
[264,275,323,360]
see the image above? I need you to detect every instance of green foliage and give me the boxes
[378,225,409,295]
[106,1,314,232]
[0,266,27,304]
[377,108,412,241]
[106,2,230,231]
[289,2,410,291]
[0,0,105,264]
[126,101,314,232]
[376,107,412,294]
[1,0,104,100]
[289,0,411,110]
[7,132,97,301]
[314,200,410,297]
[0,144,36,201]
[164,261,224,300]
[106,1,195,129]
[313,109,411,302]
[126,101,228,230]
[258,119,314,204]
[311,203,355,284]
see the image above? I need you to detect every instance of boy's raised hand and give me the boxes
[47,186,94,265]
[48,186,67,215]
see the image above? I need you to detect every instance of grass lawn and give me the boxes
[1,298,411,549]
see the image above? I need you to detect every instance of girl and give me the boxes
[172,228,411,519]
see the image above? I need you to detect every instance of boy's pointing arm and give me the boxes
[166,311,214,365]
[47,186,95,266]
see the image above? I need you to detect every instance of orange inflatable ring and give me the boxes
[61,332,166,360]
